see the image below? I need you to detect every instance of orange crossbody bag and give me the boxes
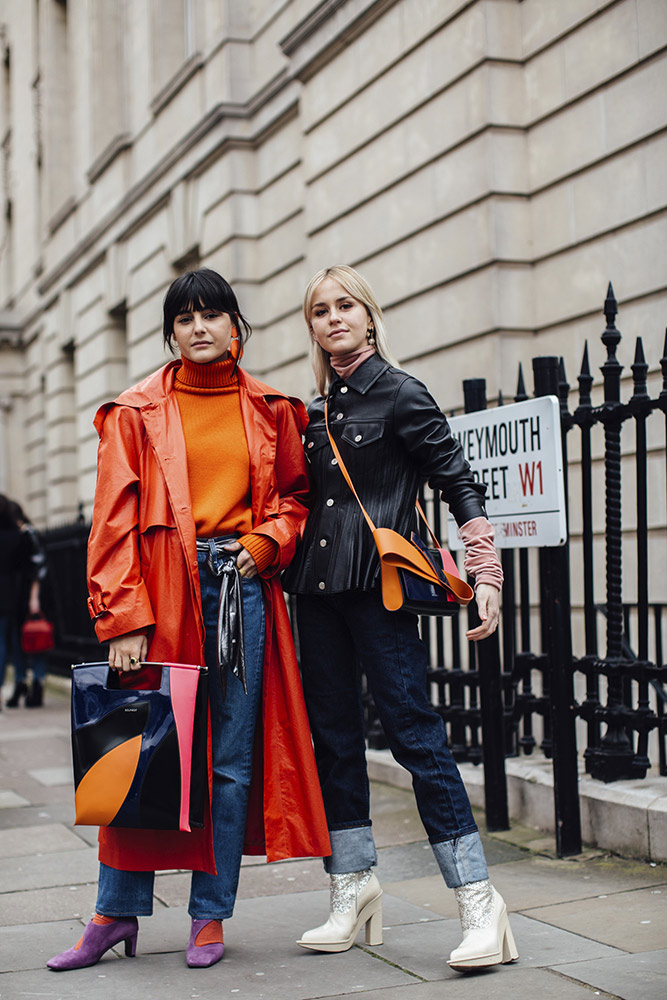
[324,402,473,616]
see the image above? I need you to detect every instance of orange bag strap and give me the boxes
[324,401,378,534]
[324,402,441,540]
[415,498,441,549]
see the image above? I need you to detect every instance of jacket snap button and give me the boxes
[319,538,327,547]
[355,434,362,442]
[336,412,343,420]
[307,441,314,448]
[318,581,326,590]
[331,458,337,465]
[326,498,334,507]
[340,386,348,393]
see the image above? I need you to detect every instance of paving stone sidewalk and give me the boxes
[1,680,665,1000]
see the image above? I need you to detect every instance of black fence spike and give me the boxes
[577,341,593,409]
[600,282,622,405]
[580,340,591,376]
[558,356,571,417]
[604,281,617,326]
[631,337,649,402]
[660,329,667,399]
[515,362,528,402]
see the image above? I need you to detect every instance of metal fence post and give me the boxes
[532,357,582,855]
[586,285,640,781]
[462,379,509,831]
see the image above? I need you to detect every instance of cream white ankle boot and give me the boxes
[447,880,518,971]
[297,870,383,952]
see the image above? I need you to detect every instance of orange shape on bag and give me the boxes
[74,735,142,826]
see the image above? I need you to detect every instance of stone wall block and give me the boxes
[530,183,574,259]
[533,216,667,327]
[486,128,528,192]
[520,0,615,58]
[485,63,526,126]
[298,0,472,129]
[603,54,667,152]
[562,0,639,100]
[303,8,484,179]
[528,94,606,190]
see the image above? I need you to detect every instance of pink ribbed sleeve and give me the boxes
[459,517,503,591]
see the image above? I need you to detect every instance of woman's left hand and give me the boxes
[465,584,500,642]
[223,541,258,579]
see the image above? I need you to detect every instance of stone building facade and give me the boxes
[0,0,665,575]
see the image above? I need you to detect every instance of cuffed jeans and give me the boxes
[96,546,265,919]
[296,589,488,888]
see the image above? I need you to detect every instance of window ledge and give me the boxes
[151,52,204,117]
[87,133,132,185]
[48,196,77,236]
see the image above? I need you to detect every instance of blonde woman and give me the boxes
[283,265,517,972]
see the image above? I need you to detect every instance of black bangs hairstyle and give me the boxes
[162,268,252,355]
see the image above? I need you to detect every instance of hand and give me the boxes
[109,633,148,672]
[28,593,41,617]
[223,541,258,579]
[465,584,500,642]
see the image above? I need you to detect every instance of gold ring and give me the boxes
[129,656,139,666]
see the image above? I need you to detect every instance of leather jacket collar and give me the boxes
[329,352,391,396]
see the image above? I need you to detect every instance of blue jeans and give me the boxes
[96,547,265,919]
[296,589,488,887]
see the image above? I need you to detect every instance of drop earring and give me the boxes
[230,326,241,361]
[367,324,376,346]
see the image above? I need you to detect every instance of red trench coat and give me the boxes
[86,360,330,872]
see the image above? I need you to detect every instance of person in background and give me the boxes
[283,265,518,973]
[0,494,33,710]
[5,500,49,707]
[47,268,329,973]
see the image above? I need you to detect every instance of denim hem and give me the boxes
[329,819,373,832]
[325,825,377,875]
[429,823,479,845]
[97,908,152,918]
[431,831,489,888]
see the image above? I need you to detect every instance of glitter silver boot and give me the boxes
[297,870,383,952]
[448,879,518,970]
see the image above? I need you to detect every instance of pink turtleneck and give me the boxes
[329,346,377,379]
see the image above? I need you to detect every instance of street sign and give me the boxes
[447,395,567,549]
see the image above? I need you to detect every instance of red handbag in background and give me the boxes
[21,615,55,653]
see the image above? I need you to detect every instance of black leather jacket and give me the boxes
[283,354,486,595]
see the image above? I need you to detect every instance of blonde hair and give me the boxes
[303,265,399,396]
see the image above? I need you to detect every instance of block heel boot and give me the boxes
[447,881,518,971]
[297,870,383,953]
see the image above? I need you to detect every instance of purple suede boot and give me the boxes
[186,919,224,968]
[47,917,138,971]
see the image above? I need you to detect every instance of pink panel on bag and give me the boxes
[168,666,201,832]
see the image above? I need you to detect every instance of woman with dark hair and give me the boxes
[283,265,518,973]
[48,268,329,972]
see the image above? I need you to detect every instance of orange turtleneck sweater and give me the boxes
[173,356,277,574]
